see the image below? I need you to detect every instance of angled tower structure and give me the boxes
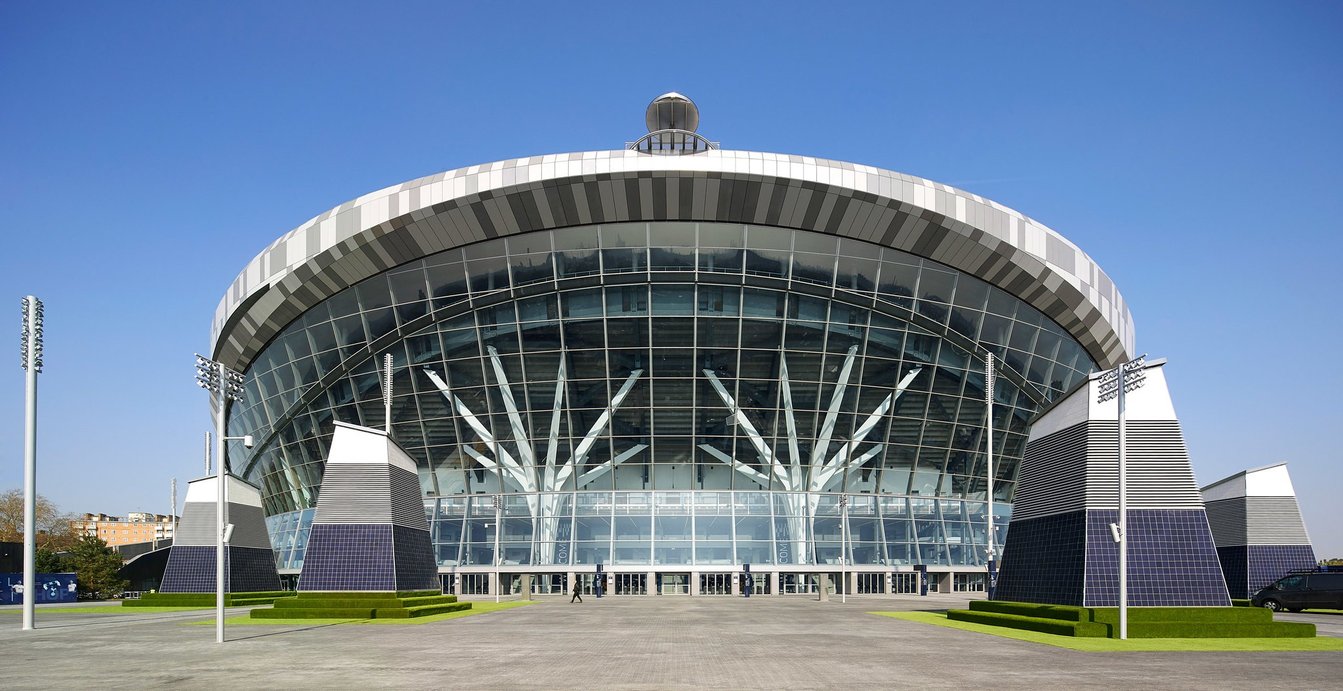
[1202,463,1316,599]
[994,359,1230,606]
[298,422,438,592]
[160,475,281,593]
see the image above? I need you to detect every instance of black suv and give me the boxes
[1252,571,1343,612]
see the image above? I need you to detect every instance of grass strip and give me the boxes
[1,605,213,614]
[870,611,1343,652]
[190,599,537,626]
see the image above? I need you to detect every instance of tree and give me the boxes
[0,489,79,550]
[35,548,67,573]
[67,536,127,598]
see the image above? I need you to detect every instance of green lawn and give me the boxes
[870,611,1343,652]
[1,605,212,614]
[187,599,538,626]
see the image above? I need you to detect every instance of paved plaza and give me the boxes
[3,594,1341,689]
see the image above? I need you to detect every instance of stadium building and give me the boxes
[211,94,1134,596]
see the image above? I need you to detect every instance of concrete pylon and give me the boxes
[160,474,280,593]
[298,422,437,592]
[1202,463,1316,599]
[994,359,1230,606]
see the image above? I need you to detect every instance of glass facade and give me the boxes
[230,222,1096,572]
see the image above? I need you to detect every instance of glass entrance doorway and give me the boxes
[614,573,647,595]
[780,573,819,594]
[531,573,568,594]
[699,573,733,595]
[857,573,885,593]
[892,572,919,594]
[657,573,690,594]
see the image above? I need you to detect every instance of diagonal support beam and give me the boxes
[574,444,648,488]
[558,368,644,487]
[698,443,771,487]
[810,345,860,468]
[779,355,802,491]
[423,368,528,487]
[486,346,535,468]
[703,368,787,485]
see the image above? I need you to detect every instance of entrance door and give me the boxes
[699,573,732,595]
[780,574,818,594]
[614,573,647,595]
[658,573,689,594]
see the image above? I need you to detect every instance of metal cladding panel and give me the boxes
[1012,419,1204,521]
[227,504,274,550]
[1217,546,1250,599]
[161,545,217,593]
[175,500,273,547]
[1082,509,1230,607]
[159,545,281,593]
[389,466,431,531]
[298,523,395,591]
[1246,544,1317,595]
[213,151,1134,373]
[313,463,394,524]
[1011,423,1090,521]
[1244,497,1312,545]
[992,510,1088,605]
[1204,498,1249,546]
[1083,420,1204,510]
[391,524,439,591]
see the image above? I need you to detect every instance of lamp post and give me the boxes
[195,354,246,644]
[1096,354,1146,641]
[838,494,849,604]
[20,296,43,631]
[985,353,997,598]
[492,494,503,603]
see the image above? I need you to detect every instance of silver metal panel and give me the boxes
[213,150,1133,373]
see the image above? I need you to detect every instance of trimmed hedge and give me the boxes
[947,609,1107,637]
[255,610,362,619]
[123,591,295,607]
[947,601,1317,639]
[250,590,470,620]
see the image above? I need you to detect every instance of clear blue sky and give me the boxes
[2,2,1340,556]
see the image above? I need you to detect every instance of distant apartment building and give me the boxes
[74,512,176,547]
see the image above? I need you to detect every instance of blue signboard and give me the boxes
[1,573,78,605]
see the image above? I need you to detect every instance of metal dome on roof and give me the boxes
[645,92,700,132]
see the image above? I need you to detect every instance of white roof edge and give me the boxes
[212,147,1133,361]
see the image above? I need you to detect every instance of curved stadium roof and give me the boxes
[212,148,1134,372]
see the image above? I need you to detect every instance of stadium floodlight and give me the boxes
[1095,354,1147,640]
[20,296,44,631]
[194,353,246,644]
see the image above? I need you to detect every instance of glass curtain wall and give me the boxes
[231,223,1093,571]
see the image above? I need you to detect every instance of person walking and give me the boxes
[571,579,583,603]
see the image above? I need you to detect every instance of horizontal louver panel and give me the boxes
[1245,497,1312,544]
[1204,498,1248,546]
[314,463,393,524]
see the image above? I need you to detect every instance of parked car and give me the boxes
[1252,571,1343,612]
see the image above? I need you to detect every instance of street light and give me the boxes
[20,296,43,631]
[195,354,247,644]
[492,494,503,604]
[1096,354,1147,641]
[839,494,848,604]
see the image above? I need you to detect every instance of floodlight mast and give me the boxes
[985,353,997,598]
[1096,354,1146,641]
[20,296,43,631]
[195,353,245,644]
